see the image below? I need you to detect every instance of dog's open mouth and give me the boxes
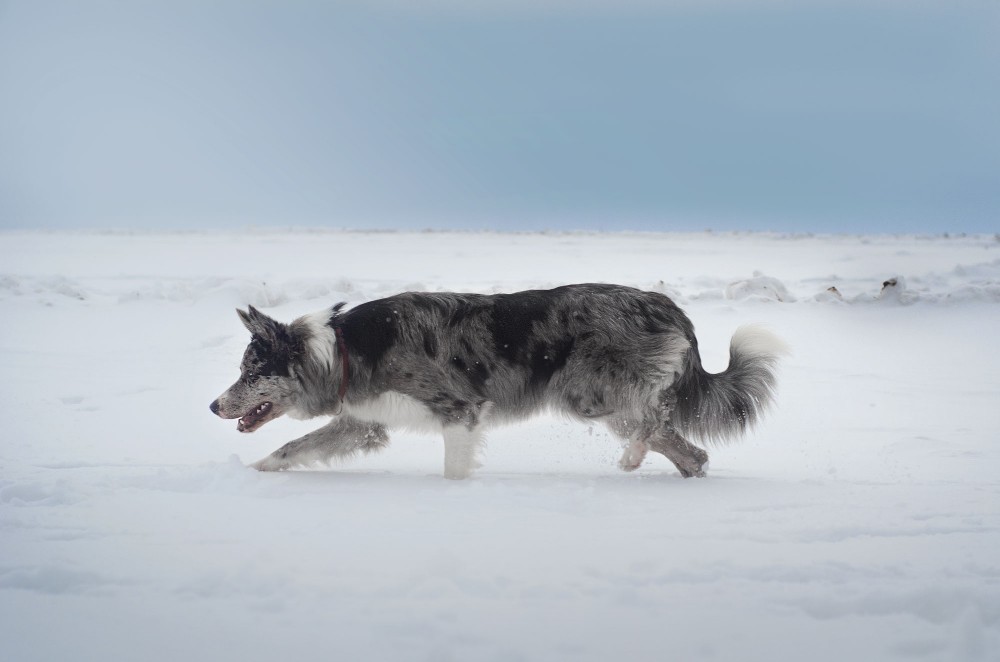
[238,402,274,433]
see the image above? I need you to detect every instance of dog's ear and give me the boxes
[236,305,287,345]
[236,308,256,334]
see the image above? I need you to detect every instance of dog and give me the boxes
[210,284,786,478]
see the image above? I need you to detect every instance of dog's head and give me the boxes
[210,305,304,433]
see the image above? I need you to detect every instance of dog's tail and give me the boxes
[672,325,788,444]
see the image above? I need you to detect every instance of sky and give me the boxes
[0,0,998,233]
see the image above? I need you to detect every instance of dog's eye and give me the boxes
[246,370,257,379]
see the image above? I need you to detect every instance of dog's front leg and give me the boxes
[442,425,486,480]
[251,416,389,471]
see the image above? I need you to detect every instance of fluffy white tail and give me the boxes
[672,325,789,444]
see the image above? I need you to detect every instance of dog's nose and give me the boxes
[209,399,220,415]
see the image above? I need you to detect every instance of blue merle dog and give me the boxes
[210,284,786,478]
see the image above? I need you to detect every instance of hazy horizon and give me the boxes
[1,0,997,234]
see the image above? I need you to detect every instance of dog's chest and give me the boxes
[342,391,443,432]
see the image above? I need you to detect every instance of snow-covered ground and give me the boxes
[2,230,998,661]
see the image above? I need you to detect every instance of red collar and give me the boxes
[334,327,349,399]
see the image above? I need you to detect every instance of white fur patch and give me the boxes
[285,407,313,421]
[730,325,791,361]
[299,308,338,371]
[342,391,442,433]
[442,425,485,479]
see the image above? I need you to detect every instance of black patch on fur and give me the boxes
[528,337,575,387]
[488,291,555,362]
[245,333,298,378]
[468,360,491,392]
[337,300,399,368]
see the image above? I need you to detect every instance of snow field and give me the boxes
[1,230,998,661]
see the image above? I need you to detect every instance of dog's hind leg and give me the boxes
[252,416,389,471]
[603,417,652,472]
[647,426,708,478]
[638,387,709,478]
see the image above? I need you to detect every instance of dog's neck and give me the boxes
[334,326,349,400]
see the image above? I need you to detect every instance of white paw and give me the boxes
[251,455,289,472]
[618,448,647,472]
[618,457,642,472]
[618,440,649,472]
[443,467,473,480]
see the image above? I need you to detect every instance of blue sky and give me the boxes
[1,0,997,232]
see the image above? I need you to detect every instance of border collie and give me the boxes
[210,284,786,478]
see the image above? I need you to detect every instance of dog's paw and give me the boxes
[250,455,290,472]
[678,461,708,478]
[618,457,642,472]
[617,442,648,472]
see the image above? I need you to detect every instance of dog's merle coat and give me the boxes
[211,284,786,478]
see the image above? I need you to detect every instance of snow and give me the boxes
[1,229,999,661]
